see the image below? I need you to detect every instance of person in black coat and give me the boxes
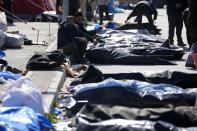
[165,0,188,46]
[2,0,13,24]
[57,16,87,63]
[75,12,99,44]
[125,0,158,29]
[186,0,197,48]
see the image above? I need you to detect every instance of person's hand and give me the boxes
[59,6,63,13]
[93,39,97,46]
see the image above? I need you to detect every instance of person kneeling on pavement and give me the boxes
[57,16,96,64]
[125,0,158,32]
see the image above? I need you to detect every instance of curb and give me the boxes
[26,37,66,114]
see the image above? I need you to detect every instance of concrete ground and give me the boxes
[5,9,192,74]
[5,22,58,70]
[96,9,195,74]
[2,8,196,114]
[4,22,61,114]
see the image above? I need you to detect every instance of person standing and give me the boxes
[61,0,79,23]
[97,0,110,25]
[90,0,97,22]
[79,0,88,20]
[56,0,63,24]
[165,0,188,46]
[61,0,69,23]
[68,0,79,16]
[2,0,13,25]
[187,0,197,47]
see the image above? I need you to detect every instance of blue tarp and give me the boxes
[107,0,124,13]
[0,71,21,80]
[0,107,53,131]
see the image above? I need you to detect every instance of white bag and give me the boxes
[0,77,45,114]
[0,30,6,48]
[0,12,7,32]
[0,12,7,25]
[5,33,24,48]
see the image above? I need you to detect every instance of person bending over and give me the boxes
[125,0,158,29]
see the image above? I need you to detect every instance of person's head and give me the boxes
[75,12,83,24]
[66,16,75,27]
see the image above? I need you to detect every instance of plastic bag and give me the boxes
[0,30,6,48]
[0,77,45,114]
[0,12,7,32]
[5,33,24,48]
[0,107,53,131]
[0,12,7,25]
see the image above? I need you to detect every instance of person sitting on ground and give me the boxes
[125,0,158,30]
[75,12,100,44]
[57,16,88,64]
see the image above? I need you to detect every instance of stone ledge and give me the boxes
[26,70,66,114]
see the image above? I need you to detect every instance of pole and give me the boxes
[48,20,51,36]
[37,30,40,44]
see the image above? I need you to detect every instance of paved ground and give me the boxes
[5,22,58,70]
[5,9,192,74]
[97,9,195,74]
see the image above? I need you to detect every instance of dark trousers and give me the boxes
[98,5,109,25]
[136,13,154,29]
[168,14,184,44]
[187,16,197,48]
[183,10,193,48]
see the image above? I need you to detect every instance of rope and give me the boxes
[0,7,39,31]
[26,0,53,15]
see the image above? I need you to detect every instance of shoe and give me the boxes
[161,39,171,48]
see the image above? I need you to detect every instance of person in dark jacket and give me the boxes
[125,0,158,29]
[183,8,192,48]
[2,0,13,24]
[165,0,188,46]
[75,12,99,44]
[186,0,197,48]
[57,16,87,63]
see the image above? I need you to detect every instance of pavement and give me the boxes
[97,9,195,74]
[3,8,196,114]
[5,22,65,114]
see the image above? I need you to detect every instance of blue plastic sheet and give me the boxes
[0,107,53,131]
[0,71,21,80]
[0,50,6,58]
[107,0,124,13]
